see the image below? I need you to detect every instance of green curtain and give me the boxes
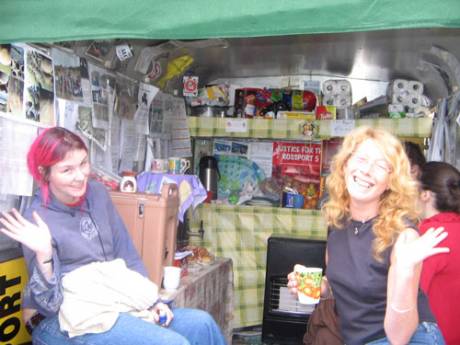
[2,0,460,44]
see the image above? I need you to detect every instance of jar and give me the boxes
[120,172,137,193]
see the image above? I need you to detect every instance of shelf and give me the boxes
[187,116,433,139]
[189,203,327,241]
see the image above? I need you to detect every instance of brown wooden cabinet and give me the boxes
[110,184,179,286]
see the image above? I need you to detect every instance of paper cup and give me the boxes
[294,265,322,304]
[163,266,181,290]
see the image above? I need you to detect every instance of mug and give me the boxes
[120,176,137,193]
[168,157,190,174]
[294,265,322,304]
[151,158,168,173]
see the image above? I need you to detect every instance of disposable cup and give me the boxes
[294,265,322,304]
[163,266,181,290]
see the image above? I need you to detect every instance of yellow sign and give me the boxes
[0,257,31,345]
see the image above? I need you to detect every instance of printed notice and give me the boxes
[225,118,248,133]
[331,120,355,137]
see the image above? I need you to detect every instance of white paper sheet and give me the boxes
[134,83,159,135]
[168,94,192,157]
[248,141,274,178]
[0,116,37,196]
[87,63,115,130]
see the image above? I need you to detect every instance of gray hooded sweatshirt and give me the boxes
[22,180,148,316]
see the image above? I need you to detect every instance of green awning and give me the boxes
[2,0,460,44]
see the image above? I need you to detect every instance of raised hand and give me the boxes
[393,227,449,272]
[0,208,53,259]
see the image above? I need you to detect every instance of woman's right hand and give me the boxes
[0,209,53,260]
[287,271,298,295]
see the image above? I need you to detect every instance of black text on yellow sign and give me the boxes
[0,257,31,345]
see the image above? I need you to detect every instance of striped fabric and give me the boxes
[188,204,327,328]
[188,117,433,139]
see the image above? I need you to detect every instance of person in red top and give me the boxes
[419,161,460,345]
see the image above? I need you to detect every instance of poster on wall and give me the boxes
[114,76,138,119]
[88,63,115,129]
[6,44,25,117]
[24,47,55,125]
[0,44,13,113]
[76,105,107,151]
[52,48,91,105]
[272,141,322,208]
[134,82,159,135]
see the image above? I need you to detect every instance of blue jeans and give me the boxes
[367,322,445,345]
[32,308,227,345]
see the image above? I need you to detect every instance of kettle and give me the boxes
[198,156,220,200]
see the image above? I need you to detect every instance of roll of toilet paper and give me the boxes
[391,91,410,105]
[322,80,337,95]
[336,95,351,107]
[408,81,424,94]
[323,94,336,106]
[392,79,409,93]
[407,93,421,107]
[388,104,404,113]
[337,80,352,94]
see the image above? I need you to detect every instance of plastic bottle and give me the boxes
[159,310,167,326]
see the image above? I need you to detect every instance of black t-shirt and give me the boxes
[326,219,435,345]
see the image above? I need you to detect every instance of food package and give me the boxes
[184,246,214,265]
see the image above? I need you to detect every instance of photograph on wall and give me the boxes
[134,82,159,135]
[6,44,25,116]
[24,47,55,125]
[114,76,138,119]
[88,63,115,129]
[0,44,12,113]
[149,91,165,134]
[76,105,107,151]
[85,41,115,67]
[52,48,87,102]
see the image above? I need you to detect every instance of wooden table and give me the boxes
[160,257,234,344]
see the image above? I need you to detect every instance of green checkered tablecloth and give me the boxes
[188,204,327,328]
[187,117,433,139]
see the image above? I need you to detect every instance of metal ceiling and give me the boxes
[185,28,460,100]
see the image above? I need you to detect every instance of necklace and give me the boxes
[353,222,366,235]
[352,216,376,236]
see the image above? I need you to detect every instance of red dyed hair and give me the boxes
[27,127,88,203]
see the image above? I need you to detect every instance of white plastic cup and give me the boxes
[163,266,181,290]
[294,265,322,304]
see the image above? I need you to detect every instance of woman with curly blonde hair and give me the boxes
[289,126,448,345]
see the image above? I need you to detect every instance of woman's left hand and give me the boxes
[393,227,449,273]
[151,302,174,327]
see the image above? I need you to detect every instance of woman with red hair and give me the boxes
[0,127,226,345]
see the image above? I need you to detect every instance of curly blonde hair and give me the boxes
[322,126,419,260]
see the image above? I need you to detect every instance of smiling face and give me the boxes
[344,138,391,210]
[47,149,90,204]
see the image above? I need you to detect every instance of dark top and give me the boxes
[326,218,435,345]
